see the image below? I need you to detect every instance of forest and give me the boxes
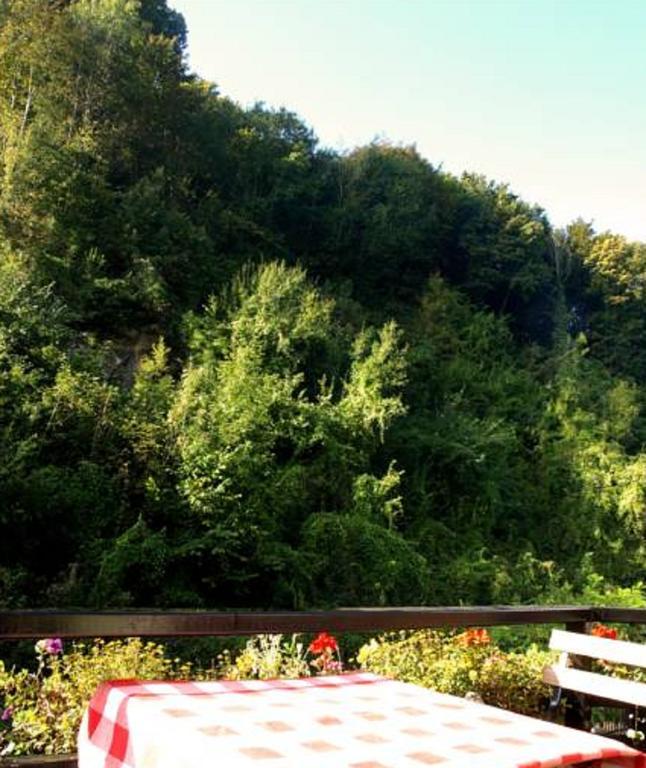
[1,0,646,612]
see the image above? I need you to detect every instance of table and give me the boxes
[78,672,646,768]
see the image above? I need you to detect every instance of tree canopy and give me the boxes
[1,0,645,610]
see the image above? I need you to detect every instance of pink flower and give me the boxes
[35,637,63,655]
[322,659,344,675]
[44,637,63,655]
[1,706,13,721]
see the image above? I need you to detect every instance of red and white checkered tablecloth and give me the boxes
[78,672,646,768]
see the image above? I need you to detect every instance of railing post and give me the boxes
[563,620,592,730]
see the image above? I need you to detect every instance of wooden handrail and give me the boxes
[599,607,646,624]
[0,605,618,639]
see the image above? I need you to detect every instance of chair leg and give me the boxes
[564,692,590,731]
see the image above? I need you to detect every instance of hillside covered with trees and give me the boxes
[1,0,645,611]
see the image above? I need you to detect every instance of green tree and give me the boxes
[534,339,646,583]
[454,174,555,342]
[311,142,452,308]
[387,276,543,603]
[169,262,419,607]
[581,233,646,382]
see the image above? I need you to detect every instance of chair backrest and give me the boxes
[543,629,646,708]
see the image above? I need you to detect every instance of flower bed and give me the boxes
[0,637,191,757]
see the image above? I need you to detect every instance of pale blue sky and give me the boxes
[172,0,646,241]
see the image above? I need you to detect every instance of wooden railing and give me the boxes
[1,605,645,767]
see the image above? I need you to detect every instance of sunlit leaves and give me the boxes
[170,262,411,604]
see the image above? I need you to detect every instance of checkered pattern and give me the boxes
[78,673,646,768]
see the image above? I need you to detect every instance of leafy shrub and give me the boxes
[217,634,310,681]
[491,565,646,651]
[0,638,191,757]
[217,632,344,680]
[301,513,428,606]
[357,629,555,717]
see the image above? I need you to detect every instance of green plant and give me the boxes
[0,638,191,757]
[217,634,310,681]
[357,629,555,717]
[216,632,344,680]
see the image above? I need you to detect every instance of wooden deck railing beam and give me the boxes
[0,605,618,639]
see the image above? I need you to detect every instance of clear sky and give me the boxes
[172,0,646,241]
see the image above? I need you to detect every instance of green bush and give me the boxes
[357,629,555,717]
[217,634,311,680]
[0,638,192,757]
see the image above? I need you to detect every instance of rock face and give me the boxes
[105,329,161,386]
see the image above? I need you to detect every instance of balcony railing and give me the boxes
[1,605,645,767]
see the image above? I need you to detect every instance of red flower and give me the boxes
[457,628,491,647]
[591,624,618,640]
[308,632,339,654]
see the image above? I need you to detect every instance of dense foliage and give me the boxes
[0,638,193,756]
[357,629,554,717]
[1,0,645,611]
